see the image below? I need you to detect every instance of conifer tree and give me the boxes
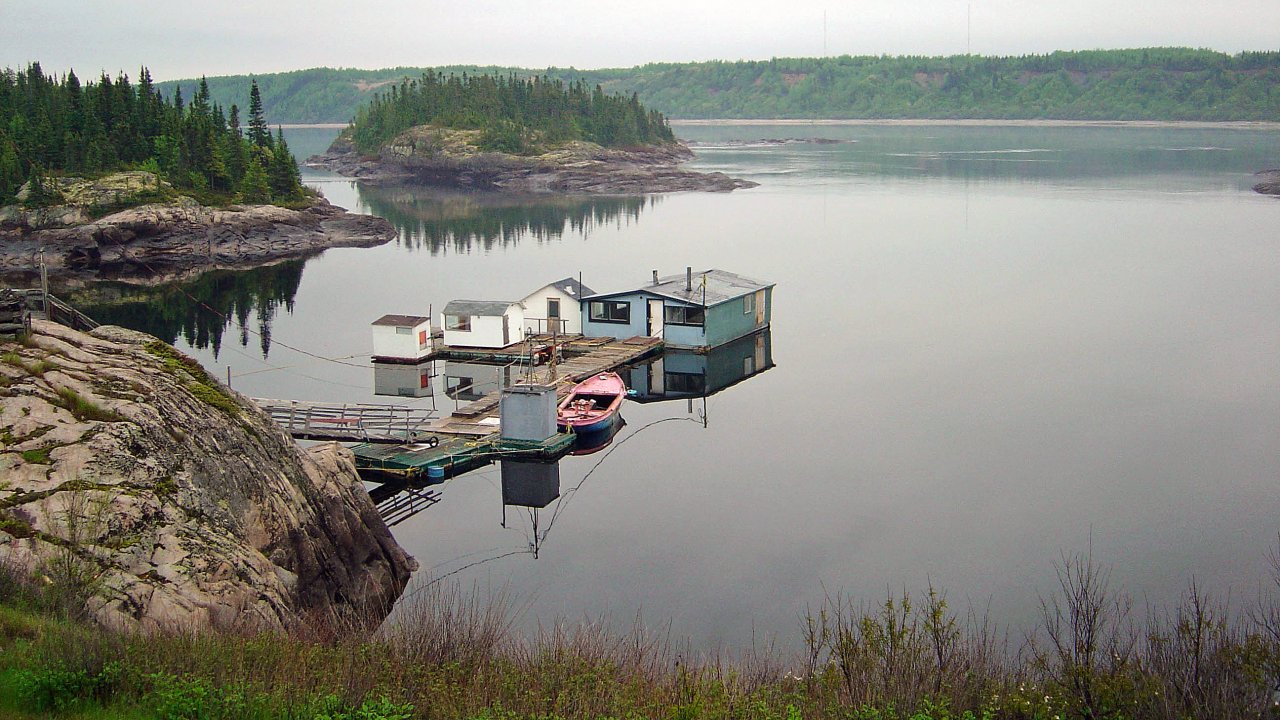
[267,127,302,200]
[247,79,270,148]
[239,154,270,203]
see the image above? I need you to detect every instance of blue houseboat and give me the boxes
[581,268,773,350]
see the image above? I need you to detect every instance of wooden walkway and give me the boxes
[428,335,663,437]
[253,399,436,443]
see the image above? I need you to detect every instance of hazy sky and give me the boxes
[3,0,1277,81]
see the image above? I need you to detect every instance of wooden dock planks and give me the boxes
[426,335,663,438]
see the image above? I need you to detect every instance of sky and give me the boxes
[2,0,1277,82]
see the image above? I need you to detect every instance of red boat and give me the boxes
[557,372,626,433]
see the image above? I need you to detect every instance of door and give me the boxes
[754,290,766,325]
[546,297,561,334]
[502,314,510,346]
[650,357,665,394]
[648,299,664,338]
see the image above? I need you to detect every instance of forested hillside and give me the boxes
[0,63,305,205]
[163,48,1280,125]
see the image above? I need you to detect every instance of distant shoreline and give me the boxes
[669,118,1280,130]
[279,119,1280,131]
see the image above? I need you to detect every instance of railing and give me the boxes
[526,318,569,335]
[1,288,99,332]
[252,398,437,443]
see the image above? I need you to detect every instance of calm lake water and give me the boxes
[82,123,1280,649]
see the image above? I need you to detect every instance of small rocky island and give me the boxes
[0,172,396,282]
[310,72,755,194]
[309,125,757,194]
[0,320,416,631]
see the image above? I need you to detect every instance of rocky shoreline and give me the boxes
[0,320,416,632]
[1255,169,1280,196]
[0,193,396,283]
[308,127,757,194]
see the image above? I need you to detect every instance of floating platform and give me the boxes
[352,431,575,483]
[429,335,663,437]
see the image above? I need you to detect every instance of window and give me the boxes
[547,298,561,318]
[589,300,631,324]
[445,315,471,331]
[743,293,755,315]
[395,326,412,335]
[665,372,706,394]
[664,305,705,326]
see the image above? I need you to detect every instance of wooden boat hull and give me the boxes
[557,372,626,433]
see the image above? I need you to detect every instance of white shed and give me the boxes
[442,300,525,349]
[520,277,594,336]
[371,314,433,363]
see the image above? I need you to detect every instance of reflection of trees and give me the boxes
[358,187,655,254]
[63,260,305,358]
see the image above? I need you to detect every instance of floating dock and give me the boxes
[254,335,662,483]
[428,335,662,437]
[353,432,575,483]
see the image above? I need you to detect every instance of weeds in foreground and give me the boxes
[0,542,1277,719]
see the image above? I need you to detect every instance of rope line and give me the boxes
[138,260,373,369]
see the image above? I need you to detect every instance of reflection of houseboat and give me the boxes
[582,268,773,350]
[443,360,521,401]
[372,362,434,398]
[621,328,773,403]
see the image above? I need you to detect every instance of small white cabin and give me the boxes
[370,314,433,363]
[520,277,594,336]
[442,300,525,349]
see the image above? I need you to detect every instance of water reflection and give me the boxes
[620,329,774,405]
[62,260,305,358]
[372,362,436,399]
[368,332,773,534]
[357,186,657,254]
[683,125,1272,187]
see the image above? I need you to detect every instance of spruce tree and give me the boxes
[267,127,302,200]
[247,79,270,148]
[239,154,270,203]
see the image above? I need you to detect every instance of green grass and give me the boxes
[53,388,124,423]
[18,448,51,465]
[0,546,1277,720]
[143,341,240,416]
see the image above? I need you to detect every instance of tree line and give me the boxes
[165,48,1280,125]
[345,72,676,154]
[0,62,306,206]
[587,48,1280,120]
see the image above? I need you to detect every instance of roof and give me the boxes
[585,269,773,306]
[372,314,431,327]
[525,277,595,300]
[443,300,522,316]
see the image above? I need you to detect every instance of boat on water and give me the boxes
[570,416,626,456]
[557,372,626,434]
